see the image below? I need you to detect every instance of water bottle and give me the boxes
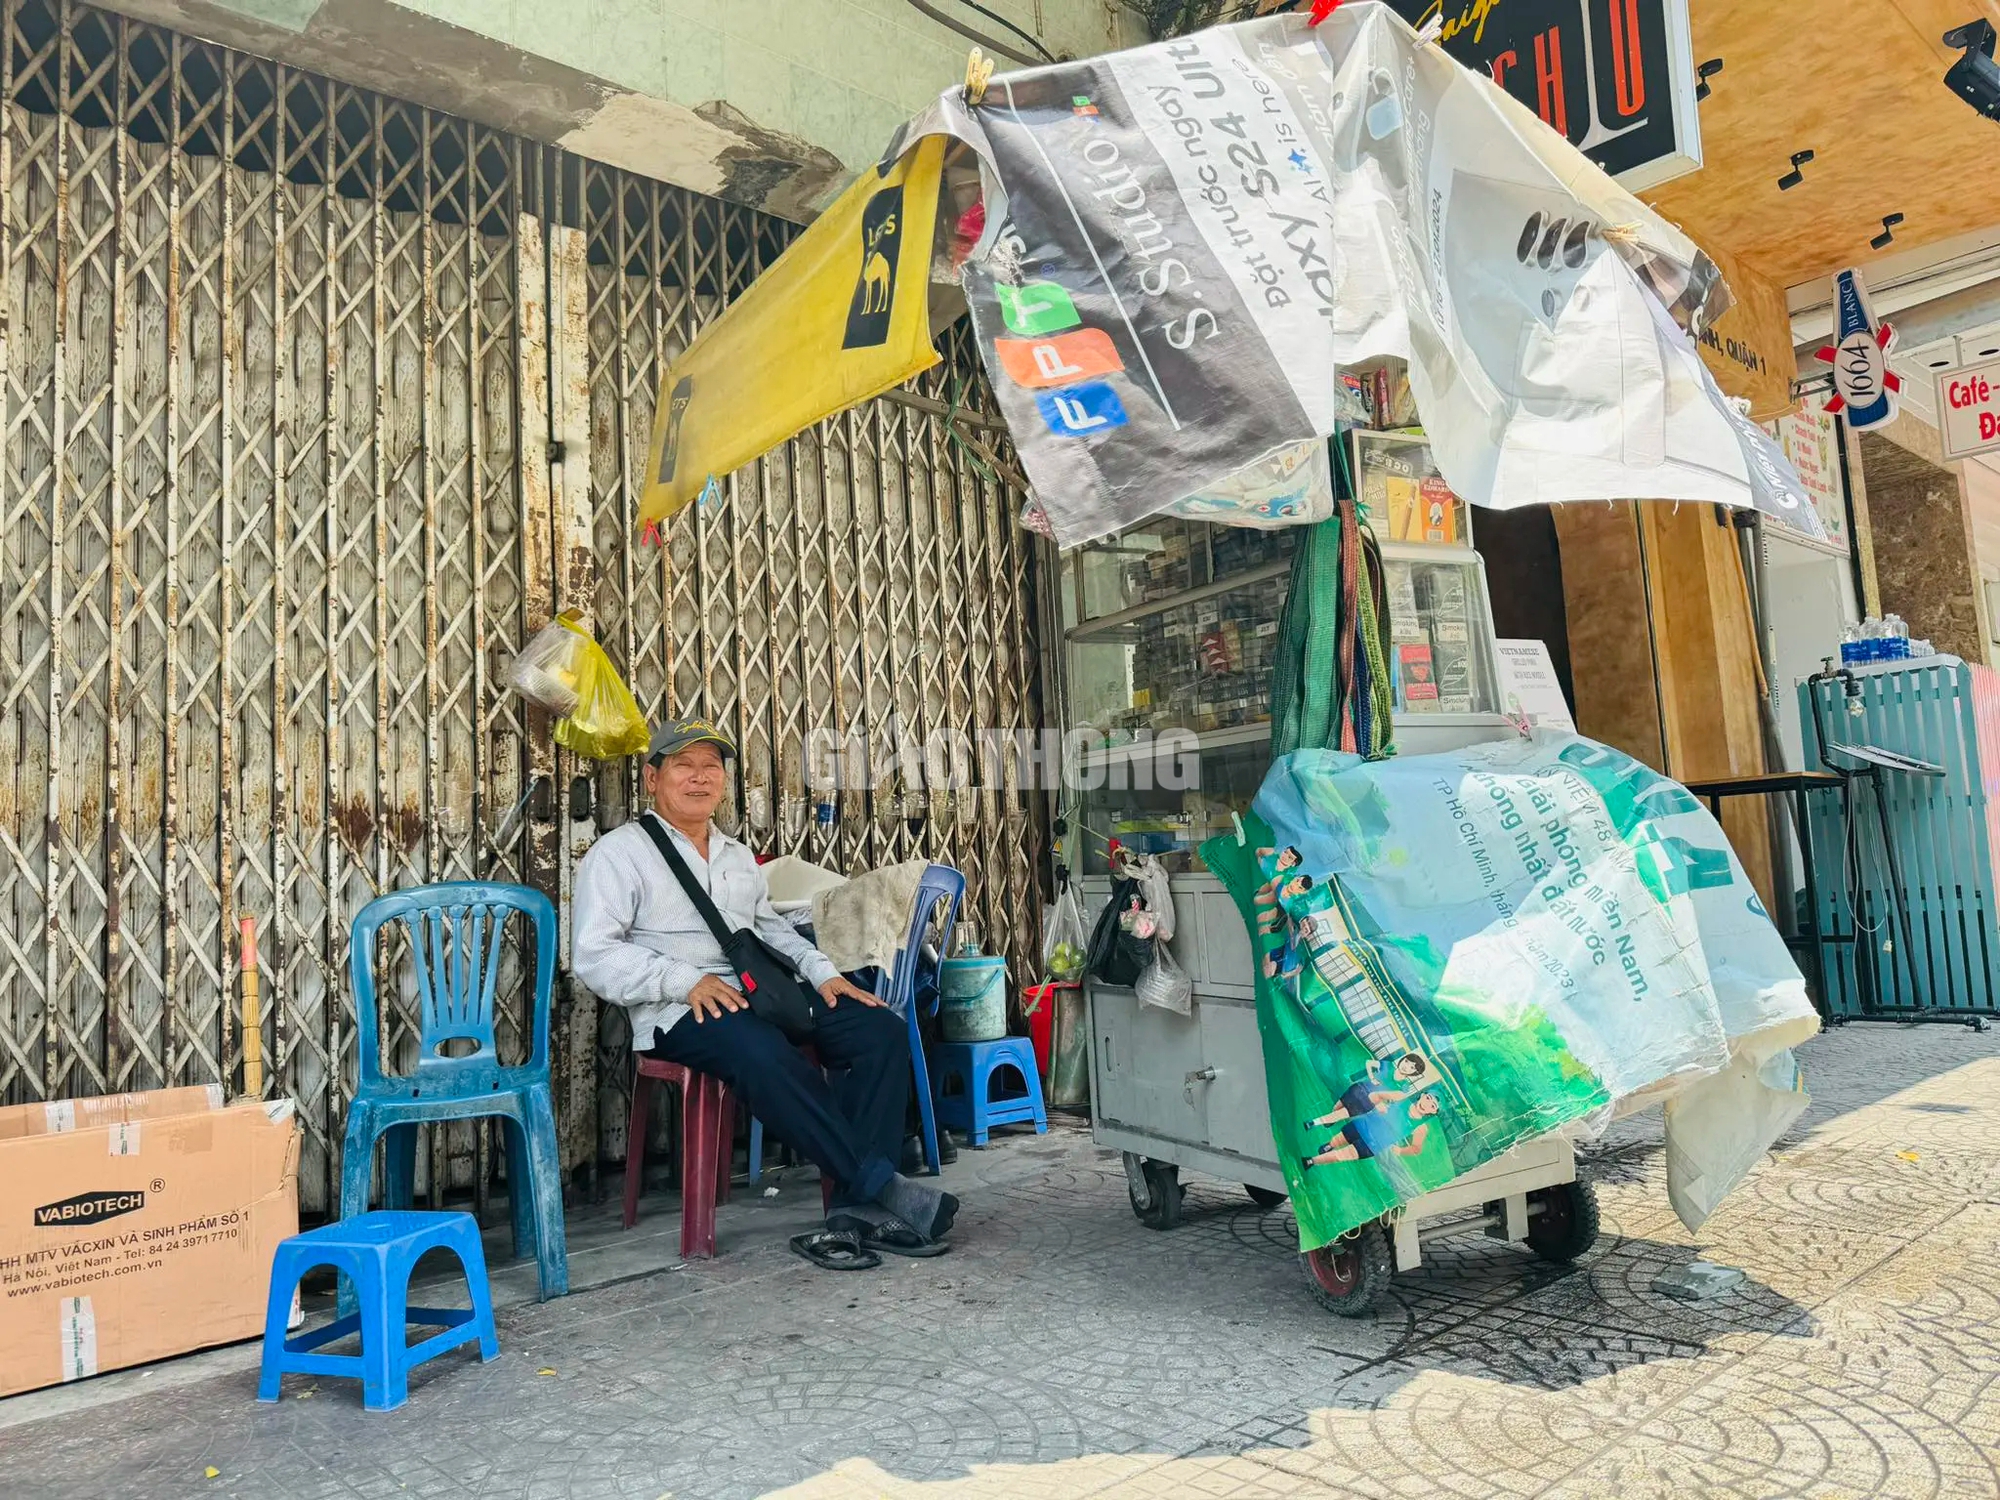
[1839,622,1863,666]
[1860,616,1886,662]
[1883,614,1910,661]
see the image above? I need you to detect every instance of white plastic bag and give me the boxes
[1130,855,1189,1013]
[506,613,585,716]
[1043,878,1088,982]
[1135,940,1192,1015]
[1133,855,1175,942]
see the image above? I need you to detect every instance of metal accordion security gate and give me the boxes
[0,0,1052,1214]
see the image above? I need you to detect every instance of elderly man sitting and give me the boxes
[573,716,957,1269]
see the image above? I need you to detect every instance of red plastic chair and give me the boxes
[622,1057,736,1259]
[622,1048,833,1260]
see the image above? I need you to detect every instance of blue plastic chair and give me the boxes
[933,1036,1048,1146]
[339,882,567,1302]
[749,863,964,1182]
[259,1210,498,1412]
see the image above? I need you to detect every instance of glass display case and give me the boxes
[1353,430,1502,719]
[1062,431,1505,878]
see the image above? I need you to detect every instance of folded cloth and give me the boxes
[812,860,930,975]
[762,854,847,908]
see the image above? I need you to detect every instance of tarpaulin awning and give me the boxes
[637,135,946,527]
[638,3,1823,549]
[919,3,1822,546]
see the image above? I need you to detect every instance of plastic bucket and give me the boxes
[1021,981,1073,1080]
[938,956,1008,1042]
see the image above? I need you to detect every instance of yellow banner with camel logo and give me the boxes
[638,135,945,528]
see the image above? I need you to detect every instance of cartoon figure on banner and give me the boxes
[1255,847,1311,985]
[1815,268,1903,430]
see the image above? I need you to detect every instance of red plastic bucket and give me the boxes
[1021,981,1075,1081]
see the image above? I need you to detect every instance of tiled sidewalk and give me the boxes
[3,1024,1997,1499]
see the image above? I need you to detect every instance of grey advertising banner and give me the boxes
[929,3,1818,549]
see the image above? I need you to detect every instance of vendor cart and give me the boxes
[1061,439,1599,1315]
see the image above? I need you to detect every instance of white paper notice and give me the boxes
[1496,640,1577,732]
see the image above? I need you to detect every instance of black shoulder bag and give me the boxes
[637,815,818,1041]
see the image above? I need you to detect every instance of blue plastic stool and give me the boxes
[258,1210,498,1412]
[932,1037,1048,1147]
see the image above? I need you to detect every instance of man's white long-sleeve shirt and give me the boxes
[571,812,840,1048]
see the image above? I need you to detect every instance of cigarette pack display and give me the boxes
[1398,643,1440,709]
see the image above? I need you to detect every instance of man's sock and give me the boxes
[875,1172,959,1241]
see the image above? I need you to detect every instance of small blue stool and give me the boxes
[258,1210,498,1412]
[932,1037,1048,1147]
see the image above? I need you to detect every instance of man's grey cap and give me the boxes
[647,716,736,761]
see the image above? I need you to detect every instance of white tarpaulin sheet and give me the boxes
[914,2,1821,547]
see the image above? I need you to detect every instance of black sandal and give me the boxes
[826,1206,953,1259]
[788,1228,881,1271]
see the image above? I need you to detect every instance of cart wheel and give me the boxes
[1244,1185,1288,1211]
[1525,1178,1601,1263]
[1125,1155,1184,1230]
[1301,1224,1392,1317]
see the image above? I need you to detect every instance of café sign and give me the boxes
[1939,357,2000,461]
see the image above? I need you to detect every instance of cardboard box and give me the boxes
[0,1090,299,1397]
[0,1084,225,1141]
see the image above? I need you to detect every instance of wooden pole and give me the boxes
[240,917,263,1099]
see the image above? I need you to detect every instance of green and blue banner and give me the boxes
[1205,733,1818,1251]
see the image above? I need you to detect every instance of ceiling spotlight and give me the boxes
[1871,213,1905,251]
[1777,149,1814,191]
[1695,58,1724,101]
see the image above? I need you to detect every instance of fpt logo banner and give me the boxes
[990,278,1131,435]
[994,328,1124,389]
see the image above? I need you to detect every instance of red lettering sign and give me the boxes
[1609,0,1645,116]
[1535,27,1567,136]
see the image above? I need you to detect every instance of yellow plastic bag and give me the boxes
[507,611,650,760]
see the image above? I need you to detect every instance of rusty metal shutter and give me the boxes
[0,0,1050,1214]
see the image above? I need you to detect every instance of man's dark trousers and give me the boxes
[646,997,907,1209]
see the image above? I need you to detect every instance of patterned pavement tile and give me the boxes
[4,1026,2000,1500]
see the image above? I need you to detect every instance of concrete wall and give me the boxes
[1861,432,1988,666]
[98,0,1142,217]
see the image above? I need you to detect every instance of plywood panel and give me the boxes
[1550,502,1667,770]
[1697,242,1796,421]
[1645,0,2000,286]
[1639,502,1774,906]
[1553,500,1775,907]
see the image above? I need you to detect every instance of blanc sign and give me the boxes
[1814,269,1903,432]
[1939,357,2000,461]
[1386,0,1703,190]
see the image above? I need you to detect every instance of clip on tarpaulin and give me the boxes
[965,48,995,104]
[639,518,662,548]
[696,474,722,513]
[1232,811,1247,847]
[1308,0,1343,23]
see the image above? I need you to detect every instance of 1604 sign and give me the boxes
[1389,0,1702,190]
